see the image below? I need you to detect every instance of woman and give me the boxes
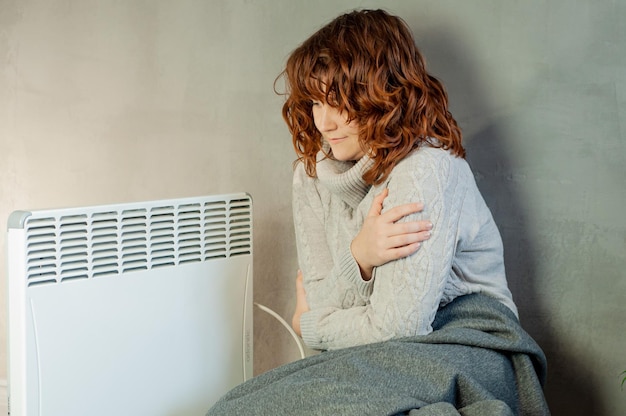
[287,9,517,351]
[208,9,547,415]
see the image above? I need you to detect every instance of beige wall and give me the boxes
[1,1,624,415]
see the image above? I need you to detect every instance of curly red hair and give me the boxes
[277,9,465,185]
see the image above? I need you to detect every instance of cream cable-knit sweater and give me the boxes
[293,146,518,351]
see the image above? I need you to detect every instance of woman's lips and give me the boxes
[327,137,346,143]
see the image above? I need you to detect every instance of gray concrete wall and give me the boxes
[1,1,624,414]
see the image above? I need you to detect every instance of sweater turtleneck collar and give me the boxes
[316,152,372,208]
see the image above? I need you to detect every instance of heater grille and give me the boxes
[21,195,252,287]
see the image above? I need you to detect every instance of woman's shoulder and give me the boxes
[293,160,307,179]
[293,160,316,187]
[392,146,469,179]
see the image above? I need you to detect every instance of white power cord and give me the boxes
[254,303,306,360]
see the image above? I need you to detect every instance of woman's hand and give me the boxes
[351,189,432,280]
[291,270,310,337]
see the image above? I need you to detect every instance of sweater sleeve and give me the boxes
[292,164,374,310]
[300,149,467,350]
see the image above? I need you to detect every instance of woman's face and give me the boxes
[311,100,365,162]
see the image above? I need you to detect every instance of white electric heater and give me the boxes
[6,193,253,415]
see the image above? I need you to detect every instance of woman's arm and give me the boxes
[299,150,469,350]
[350,188,431,281]
[292,164,431,310]
[292,166,372,310]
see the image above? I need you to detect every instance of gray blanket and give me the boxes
[207,294,549,415]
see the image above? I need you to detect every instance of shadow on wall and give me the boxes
[412,27,606,415]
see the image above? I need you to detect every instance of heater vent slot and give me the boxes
[21,194,252,287]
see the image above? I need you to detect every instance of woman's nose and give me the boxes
[315,104,338,132]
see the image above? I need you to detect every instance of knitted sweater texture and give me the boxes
[293,146,517,351]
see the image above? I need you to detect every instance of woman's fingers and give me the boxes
[295,270,306,298]
[352,190,433,276]
[367,188,389,217]
[388,220,433,238]
[386,231,429,250]
[382,201,424,222]
[385,242,423,260]
[292,270,309,337]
